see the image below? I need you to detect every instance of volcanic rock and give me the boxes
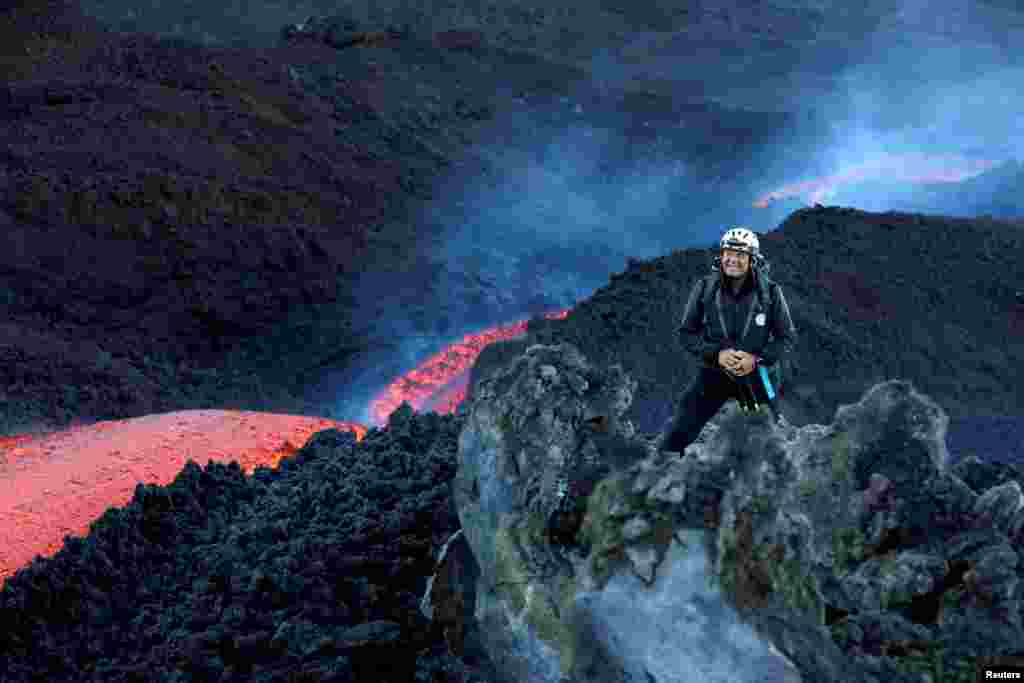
[446,341,1024,682]
[0,406,493,682]
[419,527,498,676]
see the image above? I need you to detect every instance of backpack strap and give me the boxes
[700,273,719,326]
[702,272,776,332]
[705,271,774,308]
[756,274,786,392]
[755,269,775,311]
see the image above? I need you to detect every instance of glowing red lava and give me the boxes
[754,153,1002,208]
[0,309,569,586]
[0,411,368,586]
[367,309,570,426]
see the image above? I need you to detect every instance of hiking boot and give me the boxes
[546,504,583,547]
[546,477,579,544]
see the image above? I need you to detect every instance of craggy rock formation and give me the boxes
[440,341,1024,682]
[419,528,494,672]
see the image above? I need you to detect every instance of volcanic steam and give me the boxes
[754,152,1002,208]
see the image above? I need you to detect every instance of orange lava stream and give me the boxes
[422,375,470,415]
[367,308,569,426]
[0,411,368,586]
[754,153,1002,208]
[0,309,570,585]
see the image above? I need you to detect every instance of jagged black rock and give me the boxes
[0,404,495,683]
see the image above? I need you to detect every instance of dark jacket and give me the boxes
[677,267,797,370]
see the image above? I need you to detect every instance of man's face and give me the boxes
[722,248,751,277]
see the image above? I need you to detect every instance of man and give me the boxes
[660,227,798,456]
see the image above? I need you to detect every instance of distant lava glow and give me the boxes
[753,153,1002,208]
[367,309,570,426]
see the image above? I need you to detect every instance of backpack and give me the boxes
[698,271,787,396]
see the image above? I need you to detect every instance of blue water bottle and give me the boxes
[758,365,776,401]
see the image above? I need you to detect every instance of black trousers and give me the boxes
[662,365,775,453]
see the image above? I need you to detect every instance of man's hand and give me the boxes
[731,351,756,376]
[718,348,740,372]
[720,349,756,377]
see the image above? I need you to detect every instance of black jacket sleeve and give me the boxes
[678,277,721,367]
[758,285,797,366]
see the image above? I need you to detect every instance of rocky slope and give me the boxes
[70,0,1024,113]
[472,205,1024,441]
[0,408,488,683]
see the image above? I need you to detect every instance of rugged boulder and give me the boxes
[435,341,1024,682]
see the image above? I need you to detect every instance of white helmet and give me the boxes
[720,227,760,257]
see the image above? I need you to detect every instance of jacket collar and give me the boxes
[720,267,755,296]
[716,267,759,344]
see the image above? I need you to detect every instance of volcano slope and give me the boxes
[486,204,1024,453]
[0,0,394,435]
[0,0,829,440]
[0,0,583,437]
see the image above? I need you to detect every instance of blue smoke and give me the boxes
[750,0,1023,216]
[327,0,1023,426]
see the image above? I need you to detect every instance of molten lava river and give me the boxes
[0,310,568,586]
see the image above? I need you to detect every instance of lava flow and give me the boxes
[0,308,568,586]
[0,411,369,586]
[754,152,1002,208]
[367,309,570,426]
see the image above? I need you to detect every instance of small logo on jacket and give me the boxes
[755,313,766,326]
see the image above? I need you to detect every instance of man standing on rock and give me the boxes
[661,227,798,456]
